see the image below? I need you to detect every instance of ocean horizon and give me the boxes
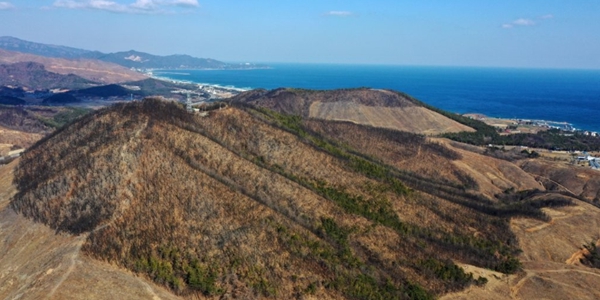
[153,63,600,132]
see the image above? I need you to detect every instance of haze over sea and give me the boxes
[154,64,600,132]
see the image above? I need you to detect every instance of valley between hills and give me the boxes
[0,90,598,299]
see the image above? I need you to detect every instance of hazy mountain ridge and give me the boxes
[0,36,266,70]
[0,36,103,59]
[0,48,147,84]
[95,50,251,70]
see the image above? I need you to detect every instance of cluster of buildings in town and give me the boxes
[466,114,598,137]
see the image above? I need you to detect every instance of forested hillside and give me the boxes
[10,97,578,299]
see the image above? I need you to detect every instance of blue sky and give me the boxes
[0,0,599,69]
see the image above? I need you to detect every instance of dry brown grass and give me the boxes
[232,88,474,135]
[519,159,600,203]
[442,198,600,300]
[438,139,544,198]
[309,103,473,134]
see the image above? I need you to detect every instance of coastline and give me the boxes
[146,72,249,101]
[463,113,592,134]
[147,72,252,93]
[147,71,599,135]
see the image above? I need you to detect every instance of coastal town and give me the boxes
[464,113,599,136]
[462,114,600,170]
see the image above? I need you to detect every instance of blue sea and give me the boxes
[153,64,600,132]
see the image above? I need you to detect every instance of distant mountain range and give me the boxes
[0,48,147,84]
[0,56,204,102]
[0,36,103,60]
[0,36,267,70]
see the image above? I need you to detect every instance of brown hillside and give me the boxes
[518,159,600,203]
[439,139,544,199]
[8,98,587,299]
[443,194,600,300]
[0,105,90,148]
[0,106,53,148]
[302,120,542,199]
[0,106,52,133]
[0,48,147,84]
[0,159,182,300]
[232,88,475,135]
[0,125,44,149]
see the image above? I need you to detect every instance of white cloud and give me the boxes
[0,1,14,10]
[502,18,535,29]
[130,0,198,10]
[130,0,155,10]
[540,14,554,19]
[53,0,198,14]
[54,0,131,13]
[513,18,535,26]
[170,0,198,7]
[324,11,354,17]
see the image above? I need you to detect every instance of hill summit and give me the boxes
[9,96,581,298]
[232,88,475,135]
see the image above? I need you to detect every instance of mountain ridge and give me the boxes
[0,36,103,59]
[0,48,147,84]
[0,36,266,70]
